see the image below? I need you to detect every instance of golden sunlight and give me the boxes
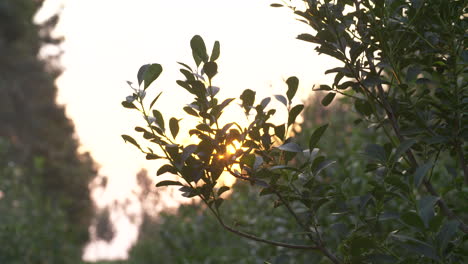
[217,140,243,188]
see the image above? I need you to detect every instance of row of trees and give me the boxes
[122,0,467,263]
[0,1,99,262]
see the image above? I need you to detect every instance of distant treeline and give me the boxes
[0,1,97,263]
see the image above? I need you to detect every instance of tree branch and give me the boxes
[224,166,343,264]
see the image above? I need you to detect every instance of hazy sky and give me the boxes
[37,0,336,260]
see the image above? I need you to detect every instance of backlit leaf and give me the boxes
[169,118,179,139]
[190,35,208,63]
[309,124,328,150]
[210,41,220,61]
[156,180,183,187]
[288,104,304,126]
[286,76,299,101]
[121,135,141,150]
[321,92,336,106]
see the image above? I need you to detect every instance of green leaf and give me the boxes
[137,64,149,86]
[169,118,179,139]
[313,84,332,91]
[297,33,321,44]
[190,35,208,63]
[149,91,163,109]
[240,89,256,114]
[270,3,283,7]
[401,211,425,229]
[414,162,433,188]
[152,109,165,131]
[349,236,375,256]
[436,220,458,252]
[146,153,161,160]
[274,94,287,106]
[354,99,372,116]
[181,144,197,163]
[313,160,335,176]
[217,186,230,196]
[391,234,439,261]
[286,76,299,102]
[288,104,304,126]
[121,101,137,109]
[309,124,328,150]
[278,142,302,152]
[121,135,141,150]
[143,63,163,89]
[192,50,202,67]
[210,41,220,62]
[177,62,193,72]
[364,144,387,163]
[274,124,285,140]
[418,195,439,228]
[203,61,217,79]
[240,153,256,168]
[393,138,417,162]
[321,92,336,106]
[196,123,212,133]
[157,164,178,176]
[183,106,199,117]
[156,180,183,187]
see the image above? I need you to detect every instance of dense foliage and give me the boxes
[0,0,98,262]
[0,140,80,263]
[122,0,467,263]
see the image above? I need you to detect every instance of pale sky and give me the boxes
[37,0,337,260]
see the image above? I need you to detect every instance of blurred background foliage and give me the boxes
[0,0,98,263]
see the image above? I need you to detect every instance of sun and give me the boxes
[217,140,243,188]
[219,140,242,159]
